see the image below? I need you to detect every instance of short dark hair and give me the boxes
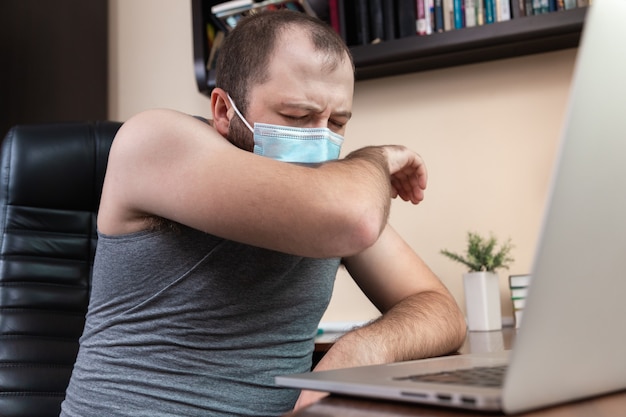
[215,10,354,116]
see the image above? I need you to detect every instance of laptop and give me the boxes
[276,0,626,413]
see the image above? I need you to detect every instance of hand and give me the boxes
[293,389,329,411]
[382,145,428,204]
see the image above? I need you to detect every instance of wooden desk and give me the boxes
[290,328,626,416]
[287,392,626,417]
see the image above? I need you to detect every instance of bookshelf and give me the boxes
[191,0,587,96]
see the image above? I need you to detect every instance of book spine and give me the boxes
[453,0,465,28]
[511,0,526,17]
[498,0,511,20]
[356,0,370,44]
[329,0,341,35]
[443,0,454,30]
[465,0,477,27]
[509,274,531,329]
[395,0,417,37]
[549,0,557,11]
[484,0,495,23]
[417,0,427,34]
[476,0,484,25]
[434,0,444,31]
[368,0,385,42]
[425,0,433,34]
[337,0,348,41]
[382,0,397,40]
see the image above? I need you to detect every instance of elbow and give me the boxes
[449,303,469,353]
[336,202,387,256]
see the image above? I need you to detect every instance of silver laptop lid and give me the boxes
[503,0,626,412]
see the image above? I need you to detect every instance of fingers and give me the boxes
[384,146,427,205]
[391,168,425,204]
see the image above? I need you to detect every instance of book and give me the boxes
[464,0,477,27]
[395,0,417,38]
[532,0,545,13]
[329,0,342,36]
[497,0,511,20]
[382,0,397,40]
[206,30,225,72]
[509,274,532,329]
[453,0,465,28]
[434,0,444,32]
[509,274,531,288]
[511,0,526,17]
[211,0,311,32]
[368,0,385,43]
[337,0,348,41]
[306,0,331,20]
[345,0,370,45]
[484,0,495,23]
[511,287,529,299]
[424,0,433,34]
[417,0,428,34]
[442,0,454,30]
[549,0,557,11]
[476,0,484,26]
[355,0,370,44]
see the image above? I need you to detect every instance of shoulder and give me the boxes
[107,109,232,179]
[111,109,220,154]
[98,109,230,235]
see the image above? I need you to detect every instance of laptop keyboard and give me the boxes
[395,365,508,388]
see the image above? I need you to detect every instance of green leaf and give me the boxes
[440,231,514,273]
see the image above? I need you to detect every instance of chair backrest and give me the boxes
[0,121,122,417]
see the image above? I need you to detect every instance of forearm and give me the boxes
[314,290,467,372]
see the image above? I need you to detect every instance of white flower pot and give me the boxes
[463,271,502,331]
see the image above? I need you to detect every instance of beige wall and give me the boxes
[109,0,577,324]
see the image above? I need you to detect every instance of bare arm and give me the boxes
[98,109,427,259]
[295,225,467,408]
[321,225,466,366]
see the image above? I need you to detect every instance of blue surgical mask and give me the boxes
[227,94,344,163]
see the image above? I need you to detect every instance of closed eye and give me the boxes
[329,119,346,129]
[281,114,308,124]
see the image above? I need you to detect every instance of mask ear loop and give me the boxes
[226,93,254,133]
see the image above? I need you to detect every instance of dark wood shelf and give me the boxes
[191,0,587,96]
[351,7,587,80]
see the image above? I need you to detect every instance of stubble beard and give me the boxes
[227,116,255,153]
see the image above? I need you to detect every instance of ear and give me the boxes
[211,88,232,137]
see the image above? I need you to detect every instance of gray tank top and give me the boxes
[61,223,340,416]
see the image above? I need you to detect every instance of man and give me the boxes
[61,10,466,417]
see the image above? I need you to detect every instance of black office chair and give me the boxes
[0,121,122,417]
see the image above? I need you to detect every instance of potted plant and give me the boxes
[441,232,514,331]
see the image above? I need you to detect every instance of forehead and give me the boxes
[248,27,354,110]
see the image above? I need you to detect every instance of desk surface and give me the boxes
[287,392,626,417]
[290,328,626,416]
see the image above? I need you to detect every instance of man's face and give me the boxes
[229,27,354,152]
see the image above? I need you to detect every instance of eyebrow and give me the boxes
[332,110,353,121]
[281,102,352,121]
